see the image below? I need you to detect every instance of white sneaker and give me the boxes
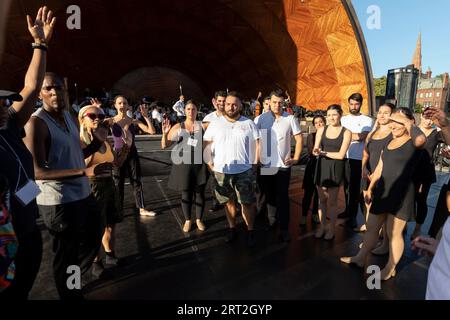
[140,208,157,217]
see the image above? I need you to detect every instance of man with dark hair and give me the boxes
[24,72,110,299]
[339,93,373,229]
[255,89,302,242]
[204,91,260,246]
[203,90,227,213]
[172,95,185,122]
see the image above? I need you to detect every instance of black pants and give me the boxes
[429,183,450,237]
[415,181,433,225]
[181,185,206,220]
[260,167,291,230]
[113,149,145,209]
[38,195,103,300]
[302,184,318,217]
[256,168,267,216]
[0,225,42,300]
[343,159,364,220]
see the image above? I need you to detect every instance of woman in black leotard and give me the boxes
[411,113,445,239]
[313,105,351,240]
[341,108,426,280]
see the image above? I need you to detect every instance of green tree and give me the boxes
[414,103,423,113]
[374,76,387,96]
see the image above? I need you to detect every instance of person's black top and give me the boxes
[415,129,444,184]
[366,133,393,173]
[371,139,421,220]
[0,108,39,238]
[314,126,346,188]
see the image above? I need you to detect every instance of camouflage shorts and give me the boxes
[214,169,256,205]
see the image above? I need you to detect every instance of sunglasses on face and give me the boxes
[84,113,106,121]
[42,85,63,91]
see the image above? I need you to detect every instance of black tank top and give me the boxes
[366,133,392,173]
[320,125,345,153]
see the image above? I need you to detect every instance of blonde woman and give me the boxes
[79,105,128,266]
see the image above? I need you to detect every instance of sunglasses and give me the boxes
[84,113,106,121]
[42,85,63,91]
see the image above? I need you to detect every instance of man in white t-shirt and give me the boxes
[203,90,226,128]
[202,90,227,213]
[204,91,260,247]
[151,104,163,134]
[254,90,302,242]
[339,93,373,229]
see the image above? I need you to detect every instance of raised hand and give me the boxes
[162,118,172,135]
[424,106,449,128]
[90,98,102,108]
[257,91,262,99]
[27,6,56,44]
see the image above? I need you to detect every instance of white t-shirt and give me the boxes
[341,114,373,160]
[172,100,185,116]
[203,116,260,174]
[426,217,450,300]
[152,109,163,123]
[254,111,301,168]
[202,111,222,123]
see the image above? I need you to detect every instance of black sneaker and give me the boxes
[225,228,237,243]
[346,218,357,229]
[247,231,256,247]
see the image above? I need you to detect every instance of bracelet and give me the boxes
[32,42,48,51]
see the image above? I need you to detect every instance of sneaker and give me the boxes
[140,208,157,217]
[299,216,307,226]
[247,231,256,247]
[225,228,237,243]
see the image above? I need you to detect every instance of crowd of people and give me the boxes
[1,6,450,301]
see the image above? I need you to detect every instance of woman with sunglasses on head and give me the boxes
[161,100,209,232]
[313,105,352,240]
[101,96,156,217]
[410,110,445,240]
[79,105,129,268]
[300,114,325,225]
[341,108,426,280]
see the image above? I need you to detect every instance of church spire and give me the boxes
[412,32,422,75]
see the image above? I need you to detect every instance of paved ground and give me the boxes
[29,137,448,300]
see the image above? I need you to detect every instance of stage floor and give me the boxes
[30,139,445,300]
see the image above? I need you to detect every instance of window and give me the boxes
[430,92,433,97]
[420,93,424,98]
[437,92,441,97]
[425,93,429,98]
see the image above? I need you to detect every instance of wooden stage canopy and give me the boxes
[0,0,374,114]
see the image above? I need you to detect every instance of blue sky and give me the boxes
[352,0,450,78]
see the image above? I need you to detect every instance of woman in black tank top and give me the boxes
[341,108,426,281]
[358,104,394,251]
[313,105,352,240]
